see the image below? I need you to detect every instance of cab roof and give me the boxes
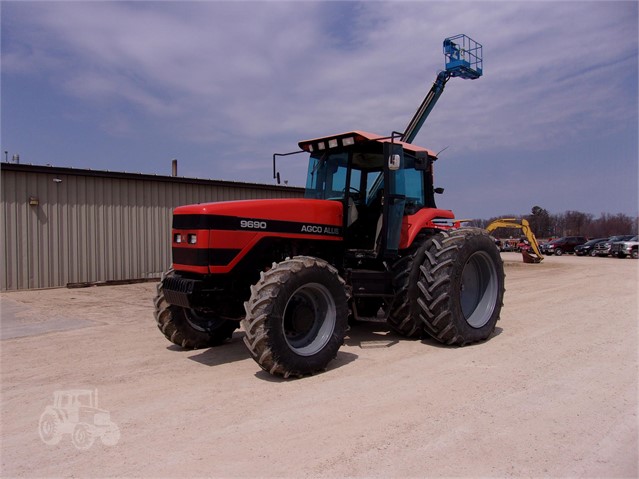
[298,130,437,158]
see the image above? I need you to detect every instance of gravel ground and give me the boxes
[1,252,637,478]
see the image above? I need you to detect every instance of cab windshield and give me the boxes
[304,150,429,211]
[304,152,381,205]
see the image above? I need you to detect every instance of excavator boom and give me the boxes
[486,218,544,263]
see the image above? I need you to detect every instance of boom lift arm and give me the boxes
[402,35,483,144]
[272,35,482,182]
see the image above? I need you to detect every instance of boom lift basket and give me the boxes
[444,34,483,80]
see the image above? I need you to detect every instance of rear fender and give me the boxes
[399,208,455,249]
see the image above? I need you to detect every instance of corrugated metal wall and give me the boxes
[1,164,303,290]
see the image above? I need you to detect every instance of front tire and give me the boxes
[417,228,505,345]
[154,270,238,349]
[242,256,349,378]
[72,423,95,450]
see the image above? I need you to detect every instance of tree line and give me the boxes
[473,206,639,240]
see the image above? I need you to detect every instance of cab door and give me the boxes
[382,142,406,257]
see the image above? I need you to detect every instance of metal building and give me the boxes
[1,163,303,290]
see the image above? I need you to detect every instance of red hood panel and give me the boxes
[174,198,342,225]
[171,198,343,274]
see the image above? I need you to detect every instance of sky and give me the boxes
[1,1,637,220]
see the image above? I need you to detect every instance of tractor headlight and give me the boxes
[174,234,182,244]
[187,234,197,245]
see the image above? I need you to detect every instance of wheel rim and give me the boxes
[283,282,336,356]
[460,251,499,328]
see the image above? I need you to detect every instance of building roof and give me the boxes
[0,162,304,192]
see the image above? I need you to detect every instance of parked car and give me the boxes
[517,237,531,252]
[593,235,635,257]
[539,236,587,256]
[499,239,517,252]
[610,235,638,259]
[574,238,608,256]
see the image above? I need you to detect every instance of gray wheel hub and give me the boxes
[283,283,336,356]
[460,251,499,328]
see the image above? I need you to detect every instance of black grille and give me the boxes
[162,276,200,309]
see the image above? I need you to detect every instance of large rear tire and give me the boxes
[38,411,62,445]
[418,228,505,345]
[242,256,348,378]
[387,236,428,338]
[154,270,238,349]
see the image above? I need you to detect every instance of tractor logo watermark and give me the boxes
[38,389,120,450]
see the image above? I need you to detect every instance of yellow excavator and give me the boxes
[485,218,544,263]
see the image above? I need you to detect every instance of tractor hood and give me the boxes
[173,198,342,228]
[171,198,343,274]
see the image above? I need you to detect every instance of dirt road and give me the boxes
[1,253,637,477]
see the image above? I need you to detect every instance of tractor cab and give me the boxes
[298,131,439,258]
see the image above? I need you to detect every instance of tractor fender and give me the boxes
[400,208,455,249]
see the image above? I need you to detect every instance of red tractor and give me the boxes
[154,36,505,378]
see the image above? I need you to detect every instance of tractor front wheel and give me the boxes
[72,423,95,450]
[417,228,505,345]
[242,256,348,378]
[154,270,238,349]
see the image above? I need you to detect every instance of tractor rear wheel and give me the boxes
[242,256,348,378]
[38,411,62,445]
[154,270,238,349]
[387,236,428,338]
[417,228,505,345]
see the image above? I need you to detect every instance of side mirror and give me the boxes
[434,187,445,194]
[388,154,401,171]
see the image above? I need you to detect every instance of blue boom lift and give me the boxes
[402,34,483,143]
